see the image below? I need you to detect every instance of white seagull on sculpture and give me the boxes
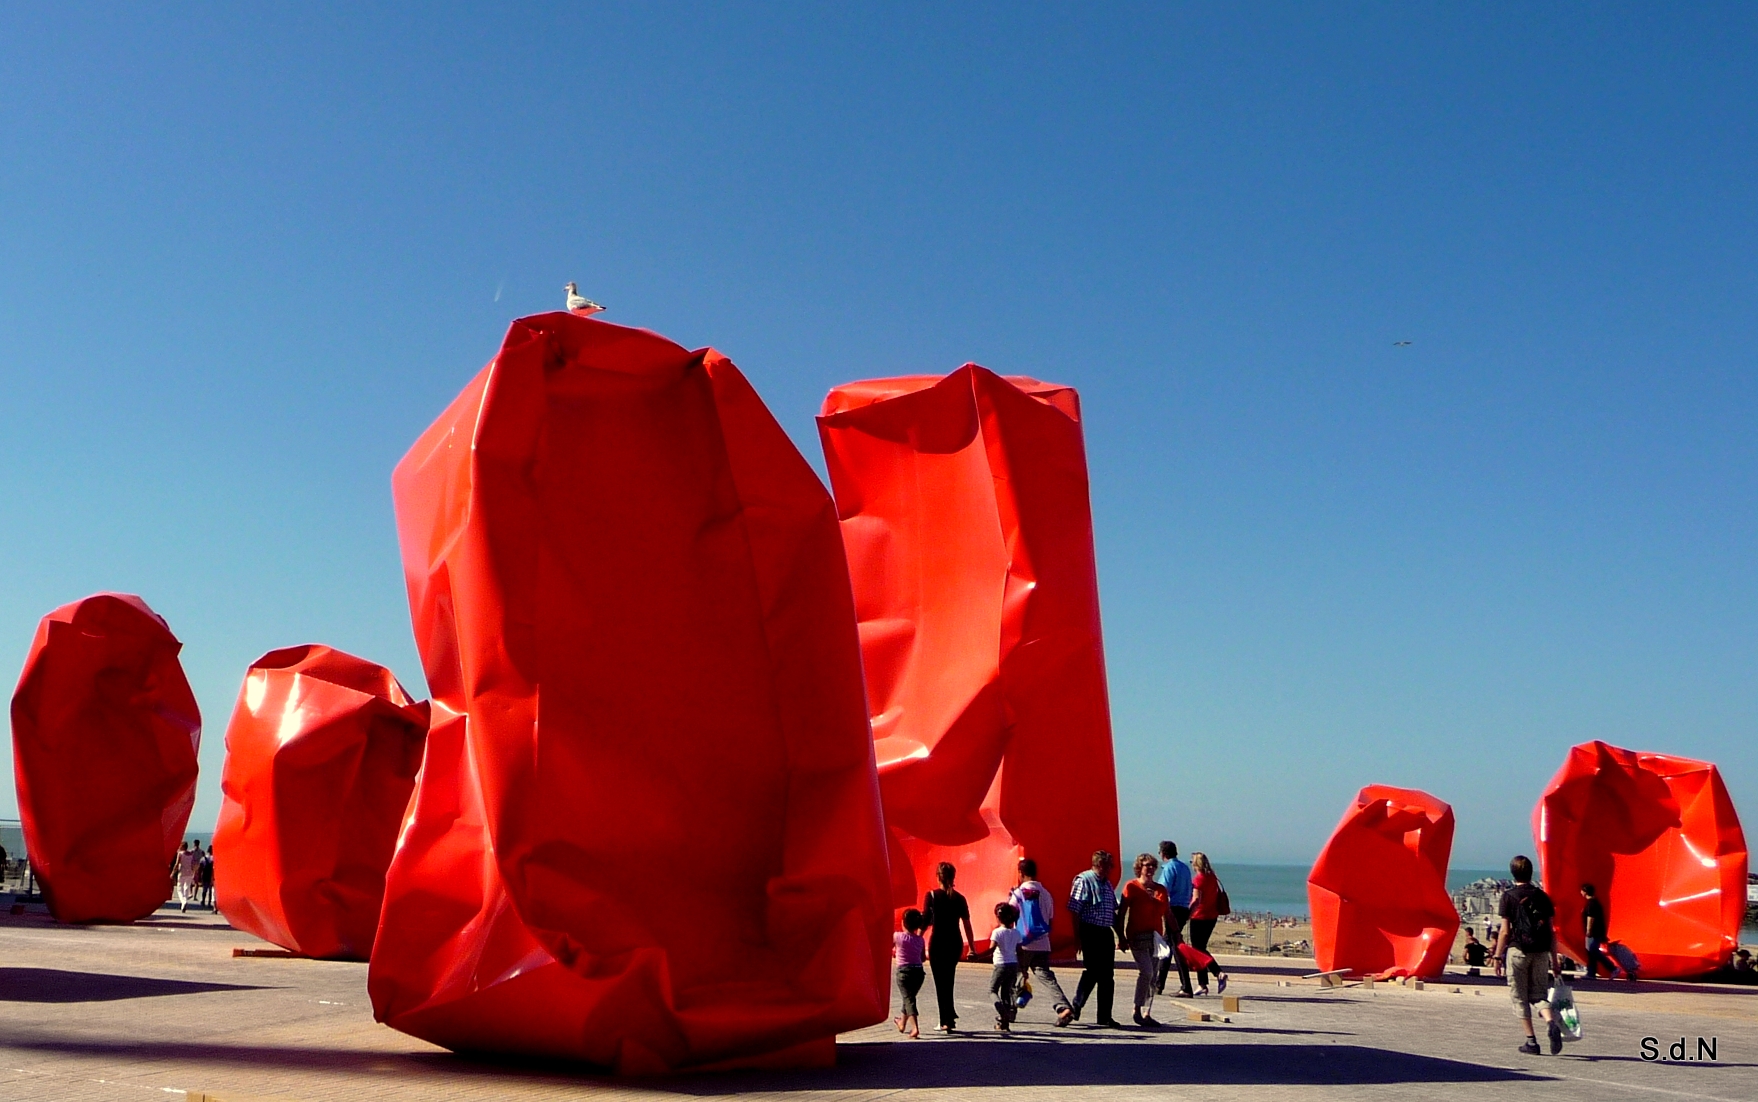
[565,282,605,317]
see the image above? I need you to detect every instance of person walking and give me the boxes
[198,845,216,909]
[1116,853,1171,1026]
[923,862,975,1032]
[1187,851,1225,994]
[1009,858,1074,1026]
[1154,840,1195,998]
[171,842,200,912]
[1067,850,1121,1027]
[989,902,1023,1032]
[893,908,927,1038]
[1579,883,1614,980]
[1493,855,1564,1055]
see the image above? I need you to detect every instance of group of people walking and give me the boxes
[170,839,215,911]
[892,842,1231,1036]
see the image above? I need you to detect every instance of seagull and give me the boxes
[565,282,604,317]
[1393,340,1412,347]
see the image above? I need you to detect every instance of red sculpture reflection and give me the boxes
[817,367,1120,952]
[1536,740,1747,979]
[1308,785,1459,978]
[10,594,200,923]
[212,645,428,960]
[369,312,892,1073]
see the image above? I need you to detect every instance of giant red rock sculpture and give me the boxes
[10,593,200,923]
[817,366,1120,953]
[369,312,892,1073]
[1536,740,1747,979]
[1307,785,1459,978]
[213,644,428,960]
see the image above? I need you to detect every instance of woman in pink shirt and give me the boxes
[1187,852,1225,994]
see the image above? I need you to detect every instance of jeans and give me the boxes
[895,965,924,1017]
[1017,946,1071,1013]
[1584,937,1614,978]
[990,962,1019,1023]
[1072,921,1115,1021]
[1188,918,1219,986]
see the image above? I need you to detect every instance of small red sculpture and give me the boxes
[369,313,892,1073]
[817,367,1121,953]
[10,593,201,923]
[212,645,428,960]
[1308,785,1459,978]
[1536,740,1747,978]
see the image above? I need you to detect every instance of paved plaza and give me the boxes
[2,907,1756,1102]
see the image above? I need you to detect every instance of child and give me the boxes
[893,908,927,1038]
[989,902,1024,1032]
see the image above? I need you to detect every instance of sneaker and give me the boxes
[1195,986,1209,997]
[1549,1022,1563,1055]
[1519,1040,1541,1056]
[1217,974,1229,995]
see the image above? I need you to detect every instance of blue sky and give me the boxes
[2,4,1754,867]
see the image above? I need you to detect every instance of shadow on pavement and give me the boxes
[0,968,272,1003]
[0,1034,1545,1090]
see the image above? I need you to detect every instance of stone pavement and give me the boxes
[2,907,1756,1102]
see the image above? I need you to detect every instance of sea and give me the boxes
[1211,863,1505,920]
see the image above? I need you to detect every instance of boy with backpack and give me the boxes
[1493,855,1564,1056]
[1009,858,1075,1026]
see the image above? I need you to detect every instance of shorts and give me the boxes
[1506,947,1551,1020]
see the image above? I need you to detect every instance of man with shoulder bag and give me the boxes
[1493,854,1564,1056]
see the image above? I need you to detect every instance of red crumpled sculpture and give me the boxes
[1308,785,1459,978]
[817,366,1120,953]
[10,593,200,923]
[369,312,892,1073]
[212,645,428,960]
[1536,740,1747,979]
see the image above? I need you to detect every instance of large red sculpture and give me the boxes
[10,593,200,923]
[369,312,892,1073]
[817,366,1120,953]
[1536,741,1747,979]
[212,645,428,960]
[1307,785,1459,978]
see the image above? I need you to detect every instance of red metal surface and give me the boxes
[10,593,200,923]
[1536,740,1747,978]
[212,645,428,960]
[1308,785,1459,978]
[817,366,1120,954]
[369,312,892,1073]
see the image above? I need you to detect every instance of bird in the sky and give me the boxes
[565,282,604,317]
[1393,340,1412,346]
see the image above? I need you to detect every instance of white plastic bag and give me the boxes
[1153,932,1172,960]
[1548,978,1582,1041]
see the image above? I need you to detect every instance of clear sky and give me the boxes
[2,5,1754,868]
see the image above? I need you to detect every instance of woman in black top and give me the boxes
[922,861,976,1031]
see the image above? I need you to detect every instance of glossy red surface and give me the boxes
[817,366,1120,955]
[212,645,428,960]
[10,594,200,923]
[1536,740,1747,978]
[369,312,892,1073]
[1308,785,1459,978]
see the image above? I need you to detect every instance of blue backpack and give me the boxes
[1018,886,1052,943]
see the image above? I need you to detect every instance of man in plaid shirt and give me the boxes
[1067,850,1121,1027]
